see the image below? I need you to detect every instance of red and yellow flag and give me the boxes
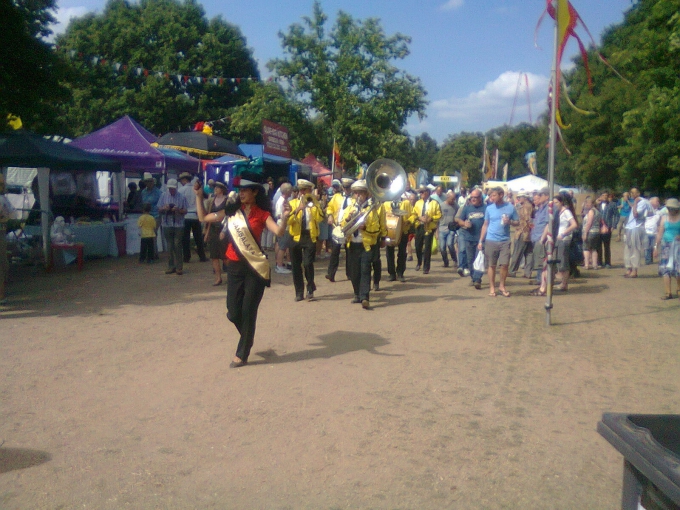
[536,0,627,129]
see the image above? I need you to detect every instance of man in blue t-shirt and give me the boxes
[456,188,487,288]
[478,187,519,297]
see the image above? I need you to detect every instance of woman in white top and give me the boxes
[534,194,578,295]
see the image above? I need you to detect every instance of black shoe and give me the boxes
[457,268,464,277]
[373,283,380,291]
[388,275,397,282]
[351,296,361,304]
[325,274,335,283]
[443,262,449,268]
[307,291,314,301]
[295,294,304,302]
[415,264,421,271]
[398,274,406,282]
[474,281,482,290]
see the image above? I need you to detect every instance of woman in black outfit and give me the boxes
[195,172,289,367]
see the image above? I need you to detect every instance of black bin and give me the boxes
[598,413,680,510]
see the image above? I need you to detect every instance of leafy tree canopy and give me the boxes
[1,0,70,133]
[268,1,427,167]
[55,0,259,137]
[561,0,680,193]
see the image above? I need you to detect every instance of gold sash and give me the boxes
[227,210,271,285]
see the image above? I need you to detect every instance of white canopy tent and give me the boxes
[506,174,561,194]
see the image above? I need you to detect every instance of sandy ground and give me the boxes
[0,241,679,509]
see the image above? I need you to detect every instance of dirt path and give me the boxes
[1,243,678,509]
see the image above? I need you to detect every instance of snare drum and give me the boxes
[384,212,403,246]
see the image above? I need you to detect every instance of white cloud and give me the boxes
[439,0,464,11]
[428,71,549,136]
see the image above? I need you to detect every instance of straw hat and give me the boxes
[166,179,178,189]
[296,179,314,190]
[351,180,367,191]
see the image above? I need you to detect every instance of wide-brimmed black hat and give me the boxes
[232,171,265,189]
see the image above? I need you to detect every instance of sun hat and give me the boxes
[351,180,368,191]
[332,179,342,188]
[178,172,192,181]
[213,182,227,192]
[296,179,314,190]
[166,179,178,189]
[143,172,154,181]
[341,178,354,187]
[665,198,680,210]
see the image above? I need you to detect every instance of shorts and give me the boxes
[484,240,511,267]
[277,231,292,251]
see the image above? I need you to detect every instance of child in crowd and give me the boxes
[138,203,156,263]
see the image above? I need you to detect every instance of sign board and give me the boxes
[262,119,291,158]
[432,175,458,184]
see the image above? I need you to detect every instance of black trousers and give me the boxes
[414,225,434,272]
[597,232,612,266]
[326,238,348,279]
[139,237,155,262]
[348,242,375,301]
[290,231,316,297]
[226,259,266,362]
[386,233,408,277]
[183,218,207,262]
[372,244,382,284]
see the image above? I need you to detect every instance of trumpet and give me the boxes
[332,158,407,244]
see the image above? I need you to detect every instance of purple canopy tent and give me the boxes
[70,115,201,176]
[71,116,202,213]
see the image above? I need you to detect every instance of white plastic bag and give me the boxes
[472,249,486,272]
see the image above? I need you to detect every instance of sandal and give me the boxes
[499,289,511,298]
[488,291,497,297]
[530,288,546,296]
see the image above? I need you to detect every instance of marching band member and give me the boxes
[325,177,354,282]
[371,200,388,291]
[288,179,324,301]
[342,180,386,309]
[413,186,442,274]
[386,193,413,282]
[193,172,290,368]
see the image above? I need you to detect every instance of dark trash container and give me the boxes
[598,413,680,510]
[114,225,126,256]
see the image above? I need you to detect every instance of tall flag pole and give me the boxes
[331,137,336,176]
[545,9,560,326]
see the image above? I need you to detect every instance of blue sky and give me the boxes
[52,0,634,144]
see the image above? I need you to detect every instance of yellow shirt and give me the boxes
[341,198,386,251]
[288,197,324,242]
[137,213,157,238]
[412,198,442,231]
[326,192,352,225]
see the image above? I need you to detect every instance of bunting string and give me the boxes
[56,47,257,89]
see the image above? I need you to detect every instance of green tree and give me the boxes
[0,0,70,133]
[268,1,427,167]
[412,133,439,172]
[55,0,259,137]
[559,0,680,193]
[226,82,317,159]
[435,133,484,186]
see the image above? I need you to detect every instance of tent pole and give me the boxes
[37,168,51,268]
